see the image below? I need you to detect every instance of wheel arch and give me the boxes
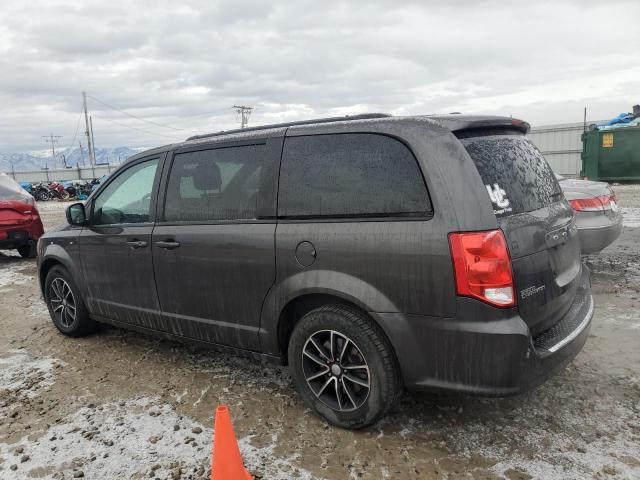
[275,292,398,367]
[38,249,77,296]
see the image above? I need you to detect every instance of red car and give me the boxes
[0,173,44,258]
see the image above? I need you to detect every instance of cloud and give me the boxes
[0,0,638,151]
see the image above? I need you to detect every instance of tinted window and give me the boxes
[92,159,158,225]
[164,145,263,222]
[278,134,430,218]
[460,134,563,217]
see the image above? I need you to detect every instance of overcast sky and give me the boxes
[1,0,639,152]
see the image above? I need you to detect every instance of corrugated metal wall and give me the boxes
[528,122,588,178]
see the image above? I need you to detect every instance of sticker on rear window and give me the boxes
[486,183,513,215]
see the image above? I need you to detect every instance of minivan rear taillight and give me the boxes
[448,230,516,308]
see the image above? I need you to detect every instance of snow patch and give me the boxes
[35,200,71,212]
[0,397,320,480]
[240,434,319,480]
[621,207,640,228]
[0,350,59,405]
[0,261,33,291]
[444,402,639,479]
[28,298,50,318]
[599,308,640,331]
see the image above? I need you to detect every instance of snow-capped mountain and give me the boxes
[0,146,145,172]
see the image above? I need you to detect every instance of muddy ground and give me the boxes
[0,188,639,480]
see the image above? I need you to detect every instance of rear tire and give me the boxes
[17,243,37,258]
[44,266,96,337]
[288,304,403,429]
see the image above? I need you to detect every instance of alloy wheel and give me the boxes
[302,330,371,412]
[49,278,76,328]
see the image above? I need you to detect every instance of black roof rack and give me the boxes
[185,113,391,141]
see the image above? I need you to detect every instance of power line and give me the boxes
[62,107,84,158]
[87,94,206,133]
[42,134,62,168]
[233,105,253,129]
[92,114,184,141]
[82,92,246,145]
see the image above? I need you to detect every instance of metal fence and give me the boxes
[528,122,595,178]
[6,163,121,183]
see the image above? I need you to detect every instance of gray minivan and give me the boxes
[38,114,594,429]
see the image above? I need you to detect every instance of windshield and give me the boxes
[460,134,563,217]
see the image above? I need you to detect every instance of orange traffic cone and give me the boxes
[211,405,253,480]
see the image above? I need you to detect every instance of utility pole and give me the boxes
[43,134,62,168]
[233,105,253,129]
[88,117,96,178]
[78,141,85,166]
[583,107,587,132]
[82,91,96,166]
[90,116,97,164]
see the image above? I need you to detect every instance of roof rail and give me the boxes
[185,113,391,141]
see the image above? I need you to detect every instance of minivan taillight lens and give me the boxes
[448,230,516,308]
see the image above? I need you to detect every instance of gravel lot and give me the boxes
[1,189,639,480]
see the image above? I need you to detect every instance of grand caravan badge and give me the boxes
[486,183,513,215]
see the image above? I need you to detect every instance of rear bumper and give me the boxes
[576,213,623,254]
[0,230,39,249]
[375,265,593,395]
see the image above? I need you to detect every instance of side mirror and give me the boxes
[66,203,86,226]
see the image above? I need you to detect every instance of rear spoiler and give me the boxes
[427,115,530,136]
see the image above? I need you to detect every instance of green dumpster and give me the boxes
[581,126,640,181]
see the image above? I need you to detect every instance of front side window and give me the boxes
[92,159,159,225]
[164,145,264,222]
[278,133,431,218]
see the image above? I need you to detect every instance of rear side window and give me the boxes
[460,134,562,217]
[278,133,431,218]
[164,145,264,222]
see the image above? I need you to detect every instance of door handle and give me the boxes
[155,240,181,250]
[125,240,148,249]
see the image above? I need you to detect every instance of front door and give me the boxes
[79,156,164,328]
[152,139,281,351]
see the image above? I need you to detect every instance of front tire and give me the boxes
[288,305,402,429]
[44,266,96,337]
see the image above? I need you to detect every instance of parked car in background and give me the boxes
[38,114,594,429]
[557,175,622,254]
[0,173,44,257]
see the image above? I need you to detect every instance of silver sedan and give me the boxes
[557,175,623,254]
